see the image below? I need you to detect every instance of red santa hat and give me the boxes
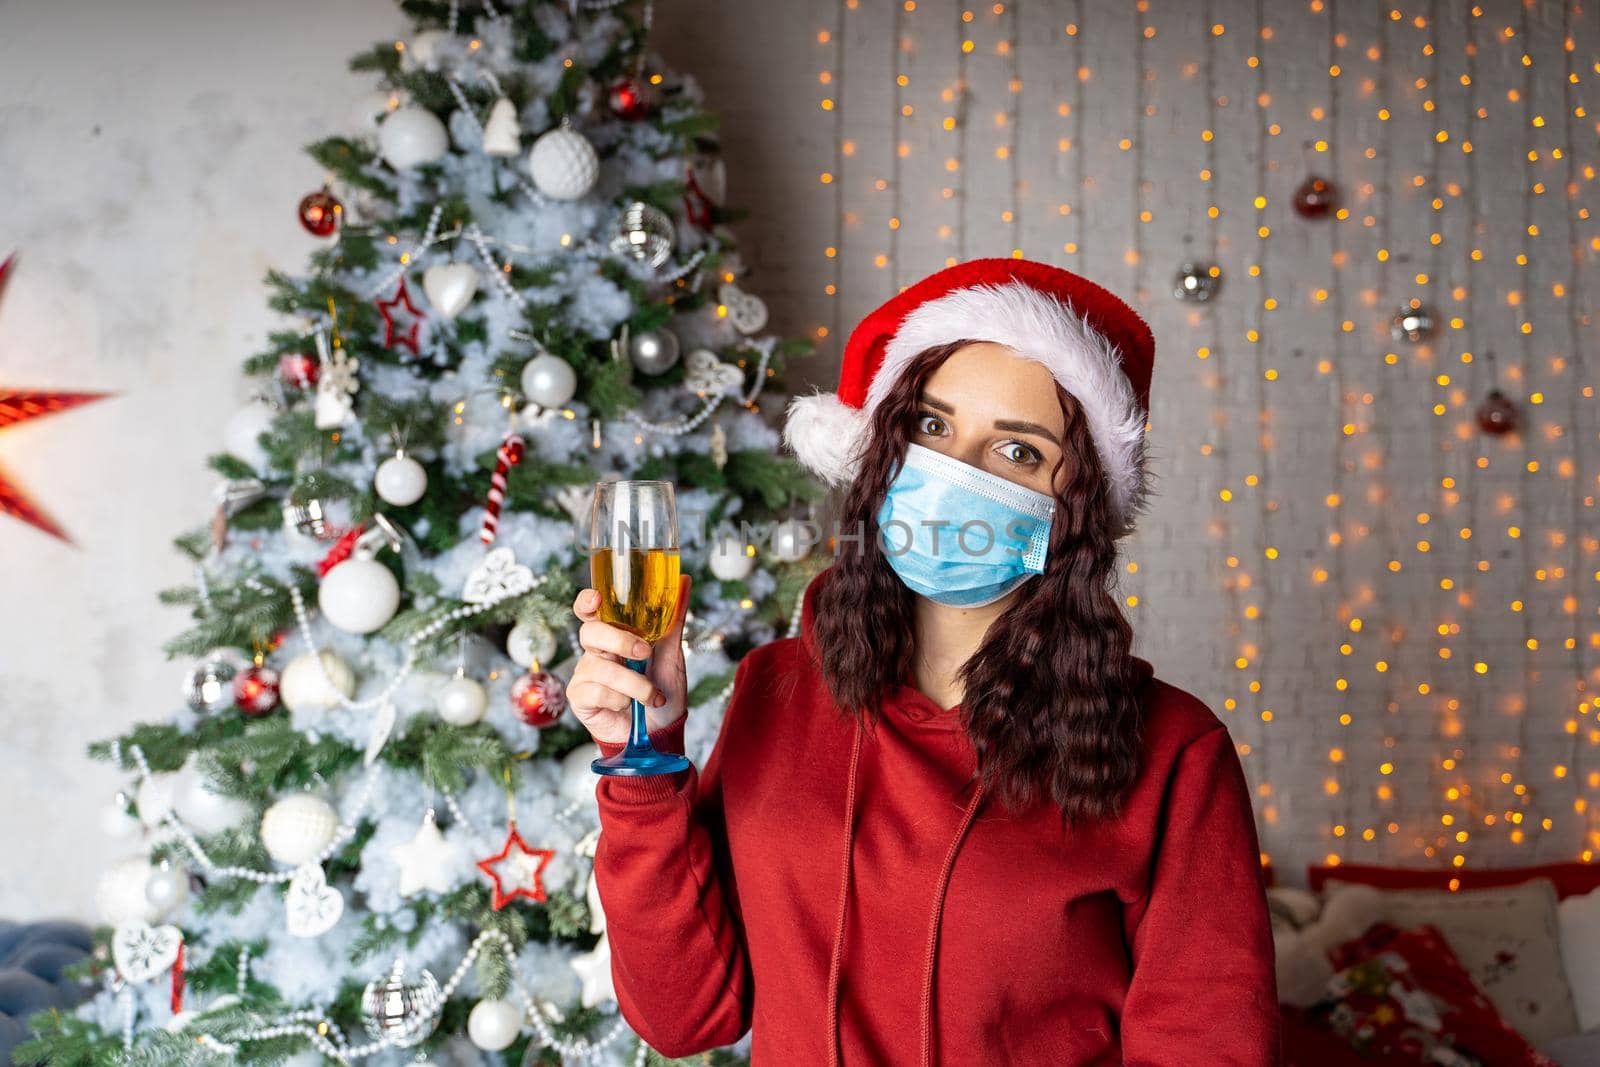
[783,256,1156,533]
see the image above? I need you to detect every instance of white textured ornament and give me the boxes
[319,556,401,634]
[436,673,487,726]
[708,533,756,582]
[96,857,159,926]
[390,809,457,897]
[467,998,523,1051]
[223,401,276,470]
[379,106,449,169]
[462,546,534,603]
[527,125,598,200]
[770,518,815,563]
[374,452,427,506]
[718,282,769,335]
[506,620,556,669]
[261,794,339,867]
[285,863,344,938]
[421,263,478,319]
[112,921,182,984]
[569,932,615,1008]
[519,352,577,408]
[280,650,356,713]
[481,97,521,156]
[136,772,177,828]
[683,348,743,398]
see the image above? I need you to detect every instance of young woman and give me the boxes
[568,258,1281,1066]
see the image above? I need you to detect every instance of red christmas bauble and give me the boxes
[607,77,653,120]
[1292,175,1336,219]
[277,352,320,389]
[1476,389,1518,436]
[511,671,567,727]
[298,188,343,237]
[233,664,282,716]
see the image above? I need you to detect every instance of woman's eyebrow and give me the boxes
[920,393,956,414]
[993,418,1061,445]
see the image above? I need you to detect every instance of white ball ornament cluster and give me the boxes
[95,857,161,925]
[260,794,339,867]
[374,452,427,506]
[520,352,577,408]
[466,998,522,1051]
[527,125,598,200]
[171,755,252,835]
[436,672,488,726]
[708,533,755,582]
[319,555,400,635]
[279,650,356,713]
[379,106,449,170]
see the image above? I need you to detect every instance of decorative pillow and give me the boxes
[1556,886,1600,1032]
[1285,921,1560,1067]
[1321,877,1579,1045]
[1310,863,1600,901]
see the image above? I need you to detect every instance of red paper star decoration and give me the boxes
[0,253,111,543]
[375,276,423,355]
[475,820,556,911]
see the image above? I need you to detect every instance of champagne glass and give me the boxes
[588,479,692,776]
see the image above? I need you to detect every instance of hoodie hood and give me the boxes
[795,565,1152,1065]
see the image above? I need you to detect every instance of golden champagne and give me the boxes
[591,547,681,643]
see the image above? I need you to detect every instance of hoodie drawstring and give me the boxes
[825,715,988,1067]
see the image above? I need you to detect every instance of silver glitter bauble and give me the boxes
[629,327,681,375]
[282,496,331,539]
[1173,261,1222,303]
[609,201,676,269]
[182,652,240,712]
[1389,303,1435,344]
[361,962,442,1049]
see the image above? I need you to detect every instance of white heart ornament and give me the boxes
[718,283,768,335]
[683,349,744,399]
[285,864,345,938]
[463,546,535,604]
[112,921,182,983]
[422,264,479,319]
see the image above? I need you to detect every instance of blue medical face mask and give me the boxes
[875,443,1056,608]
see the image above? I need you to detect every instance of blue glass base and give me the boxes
[592,748,691,776]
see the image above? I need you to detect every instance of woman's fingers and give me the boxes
[579,618,652,661]
[573,587,600,624]
[567,677,632,715]
[574,656,663,708]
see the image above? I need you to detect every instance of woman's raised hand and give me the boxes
[567,574,692,747]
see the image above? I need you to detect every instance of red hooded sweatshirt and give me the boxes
[593,568,1281,1065]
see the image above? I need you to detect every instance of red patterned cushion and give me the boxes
[1283,921,1559,1067]
[1307,863,1600,901]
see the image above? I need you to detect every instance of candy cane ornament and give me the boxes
[480,433,525,545]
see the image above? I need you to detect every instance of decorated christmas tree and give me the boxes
[19,2,816,1063]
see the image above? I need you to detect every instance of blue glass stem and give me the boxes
[623,657,653,755]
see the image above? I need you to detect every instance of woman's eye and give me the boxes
[999,441,1042,466]
[915,413,947,436]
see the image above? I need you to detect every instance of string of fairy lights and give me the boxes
[806,0,1597,874]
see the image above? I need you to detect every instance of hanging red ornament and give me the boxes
[511,670,567,728]
[375,277,424,355]
[277,351,320,390]
[475,820,556,910]
[233,662,281,716]
[607,77,653,120]
[316,524,365,577]
[1292,175,1337,219]
[298,187,343,237]
[1475,388,1519,436]
[479,432,525,545]
[683,165,714,229]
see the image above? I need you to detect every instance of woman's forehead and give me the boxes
[920,343,1066,426]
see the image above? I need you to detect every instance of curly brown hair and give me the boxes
[810,340,1147,827]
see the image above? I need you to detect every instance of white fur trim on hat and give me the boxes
[782,390,870,488]
[866,280,1149,529]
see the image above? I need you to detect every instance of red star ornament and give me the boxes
[0,253,112,542]
[375,276,423,355]
[475,820,556,910]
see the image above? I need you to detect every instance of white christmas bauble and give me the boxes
[506,621,557,669]
[708,533,755,582]
[402,29,448,71]
[96,857,159,925]
[527,126,598,200]
[770,518,814,563]
[171,757,252,835]
[379,106,449,170]
[559,744,600,804]
[100,796,142,840]
[375,452,427,506]
[466,998,522,1051]
[351,89,401,133]
[519,352,577,408]
[260,794,339,867]
[143,862,189,917]
[436,674,488,726]
[421,263,478,319]
[280,650,357,713]
[136,772,178,828]
[223,401,276,471]
[319,557,401,634]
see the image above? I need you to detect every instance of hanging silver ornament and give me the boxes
[214,478,269,517]
[361,960,442,1049]
[629,327,681,375]
[182,652,240,712]
[1389,303,1435,344]
[281,497,331,540]
[1173,261,1222,303]
[609,201,676,269]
